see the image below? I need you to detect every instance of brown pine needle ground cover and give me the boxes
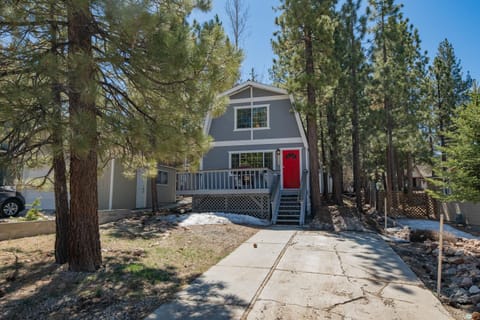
[0,215,258,319]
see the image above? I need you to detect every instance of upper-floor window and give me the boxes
[234,105,269,130]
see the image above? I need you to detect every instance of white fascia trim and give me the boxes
[212,137,304,147]
[289,94,309,150]
[203,111,212,135]
[219,81,288,98]
[229,94,290,104]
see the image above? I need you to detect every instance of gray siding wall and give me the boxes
[111,163,136,210]
[97,161,111,210]
[252,87,282,97]
[230,87,281,99]
[203,143,307,171]
[97,161,137,210]
[230,88,251,100]
[209,99,301,141]
[146,166,176,205]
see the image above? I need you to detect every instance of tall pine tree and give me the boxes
[1,0,240,271]
[430,39,472,164]
[273,0,337,225]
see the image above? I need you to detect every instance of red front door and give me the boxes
[282,149,300,189]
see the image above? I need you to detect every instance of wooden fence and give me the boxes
[377,191,439,219]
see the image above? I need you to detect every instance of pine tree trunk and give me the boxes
[381,9,394,214]
[350,55,362,212]
[407,153,413,203]
[53,150,69,264]
[151,177,158,213]
[396,150,403,192]
[67,1,102,272]
[49,14,69,265]
[318,108,328,198]
[304,29,329,223]
[385,142,393,215]
[307,112,323,218]
[327,100,342,205]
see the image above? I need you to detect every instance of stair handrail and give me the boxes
[270,173,281,224]
[298,169,309,225]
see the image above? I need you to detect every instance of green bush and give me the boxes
[24,198,42,221]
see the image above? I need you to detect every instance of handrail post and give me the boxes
[298,169,309,226]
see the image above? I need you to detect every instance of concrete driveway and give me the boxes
[147,229,452,320]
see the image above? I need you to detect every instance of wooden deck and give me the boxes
[176,168,307,224]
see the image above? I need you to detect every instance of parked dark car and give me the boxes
[0,186,25,217]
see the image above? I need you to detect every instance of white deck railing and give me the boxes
[176,168,276,195]
[270,175,281,224]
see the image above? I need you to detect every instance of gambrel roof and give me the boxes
[204,81,308,149]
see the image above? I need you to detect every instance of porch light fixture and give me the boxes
[276,149,280,157]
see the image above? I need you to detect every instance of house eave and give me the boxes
[218,81,289,98]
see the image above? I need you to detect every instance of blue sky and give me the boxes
[192,0,479,83]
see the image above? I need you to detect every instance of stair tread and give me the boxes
[275,192,302,225]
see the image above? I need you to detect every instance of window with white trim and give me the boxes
[230,152,273,170]
[156,170,169,185]
[235,105,268,130]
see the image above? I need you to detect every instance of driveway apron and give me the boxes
[147,229,452,320]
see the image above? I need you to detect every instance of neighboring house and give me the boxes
[21,160,176,211]
[0,164,6,186]
[177,81,310,225]
[0,145,7,185]
[411,164,432,190]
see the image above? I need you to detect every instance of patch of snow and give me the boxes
[159,212,270,227]
[397,219,479,240]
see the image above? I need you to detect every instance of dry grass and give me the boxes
[0,216,258,320]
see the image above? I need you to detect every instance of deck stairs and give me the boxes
[276,191,301,225]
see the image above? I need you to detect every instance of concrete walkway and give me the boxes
[147,229,452,320]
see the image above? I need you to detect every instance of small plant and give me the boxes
[94,287,103,298]
[24,198,42,221]
[123,263,171,283]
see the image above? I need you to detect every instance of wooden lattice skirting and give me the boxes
[192,194,271,219]
[377,191,439,219]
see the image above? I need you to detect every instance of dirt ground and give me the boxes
[0,215,258,320]
[365,207,480,320]
[390,234,480,320]
[313,200,480,320]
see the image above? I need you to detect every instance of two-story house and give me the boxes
[177,81,310,225]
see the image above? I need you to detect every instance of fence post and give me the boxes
[437,212,444,296]
[384,195,388,230]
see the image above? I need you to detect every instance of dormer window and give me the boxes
[234,105,269,130]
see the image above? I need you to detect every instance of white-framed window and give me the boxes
[156,170,169,185]
[230,151,274,170]
[234,105,269,130]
